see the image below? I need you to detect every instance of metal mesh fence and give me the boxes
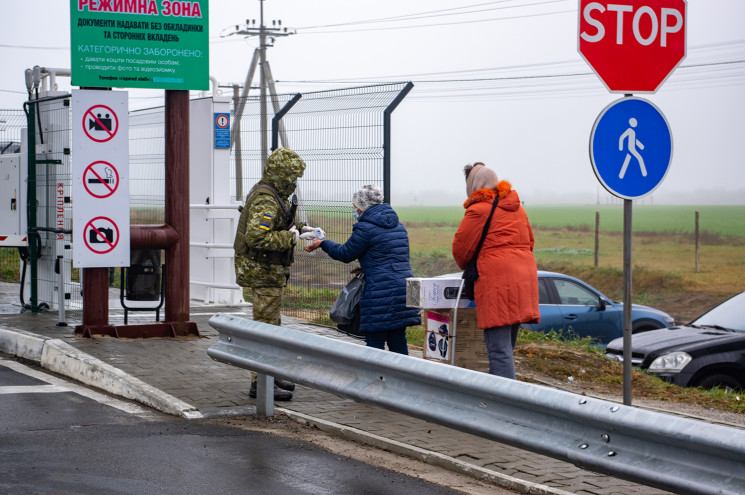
[231,83,412,324]
[129,107,165,224]
[1,83,411,326]
[0,109,26,154]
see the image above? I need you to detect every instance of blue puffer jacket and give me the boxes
[320,203,421,333]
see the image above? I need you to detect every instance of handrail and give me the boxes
[207,312,745,495]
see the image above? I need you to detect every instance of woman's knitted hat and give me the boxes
[465,163,498,196]
[353,184,384,212]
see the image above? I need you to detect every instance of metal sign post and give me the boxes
[589,97,673,405]
[579,1,686,404]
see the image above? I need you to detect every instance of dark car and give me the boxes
[523,271,674,345]
[605,290,745,391]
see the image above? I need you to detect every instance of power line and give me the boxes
[299,8,575,34]
[297,0,569,29]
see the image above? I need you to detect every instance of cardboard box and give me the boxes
[406,275,475,309]
[423,308,489,372]
[424,311,451,360]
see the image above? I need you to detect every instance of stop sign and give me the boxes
[578,0,687,93]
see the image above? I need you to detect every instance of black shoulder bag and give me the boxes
[461,196,499,300]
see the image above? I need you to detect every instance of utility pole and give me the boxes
[225,0,295,170]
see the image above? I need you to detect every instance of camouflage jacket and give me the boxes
[234,148,306,288]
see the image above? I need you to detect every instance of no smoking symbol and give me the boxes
[83,104,119,143]
[83,161,119,198]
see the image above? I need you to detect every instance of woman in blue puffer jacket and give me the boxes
[304,185,421,354]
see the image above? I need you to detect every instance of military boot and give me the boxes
[275,378,295,391]
[249,380,293,401]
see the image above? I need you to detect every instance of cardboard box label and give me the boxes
[425,311,451,360]
[406,277,476,309]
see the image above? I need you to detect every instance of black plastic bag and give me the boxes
[330,273,365,340]
[461,262,478,300]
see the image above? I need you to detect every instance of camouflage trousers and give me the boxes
[250,287,283,382]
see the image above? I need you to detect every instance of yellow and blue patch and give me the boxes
[259,213,272,231]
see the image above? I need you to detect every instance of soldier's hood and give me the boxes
[260,148,306,197]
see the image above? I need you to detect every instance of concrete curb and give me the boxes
[0,328,46,361]
[280,408,576,495]
[0,329,202,419]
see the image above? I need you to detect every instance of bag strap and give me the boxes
[469,196,499,264]
[244,184,295,228]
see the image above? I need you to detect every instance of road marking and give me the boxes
[0,385,68,394]
[0,358,155,417]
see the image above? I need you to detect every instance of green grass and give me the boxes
[516,327,604,353]
[397,205,745,237]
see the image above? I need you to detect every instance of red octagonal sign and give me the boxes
[578,0,687,93]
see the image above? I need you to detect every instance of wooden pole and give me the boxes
[164,90,190,331]
[695,211,700,273]
[594,211,600,267]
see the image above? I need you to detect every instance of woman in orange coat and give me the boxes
[452,163,540,379]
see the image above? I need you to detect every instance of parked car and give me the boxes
[605,290,745,391]
[521,271,674,345]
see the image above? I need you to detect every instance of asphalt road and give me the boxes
[0,355,498,495]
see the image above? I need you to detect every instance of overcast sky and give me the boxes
[1,1,743,205]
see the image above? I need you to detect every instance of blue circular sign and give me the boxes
[590,97,673,200]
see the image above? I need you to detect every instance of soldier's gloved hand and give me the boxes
[299,227,325,241]
[289,226,300,245]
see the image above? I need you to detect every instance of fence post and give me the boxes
[271,93,302,151]
[382,82,414,203]
[594,211,600,267]
[695,211,700,273]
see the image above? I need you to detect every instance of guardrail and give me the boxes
[207,312,745,495]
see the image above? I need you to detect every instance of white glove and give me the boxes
[301,226,315,233]
[299,227,325,241]
[289,226,299,245]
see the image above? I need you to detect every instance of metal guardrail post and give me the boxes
[207,313,745,495]
[256,373,274,418]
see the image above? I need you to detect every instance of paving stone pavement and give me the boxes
[0,283,673,495]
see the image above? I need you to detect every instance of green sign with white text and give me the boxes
[70,0,209,90]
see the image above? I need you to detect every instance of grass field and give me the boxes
[397,204,745,236]
[398,204,745,324]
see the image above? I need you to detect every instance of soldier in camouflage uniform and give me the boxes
[234,147,320,401]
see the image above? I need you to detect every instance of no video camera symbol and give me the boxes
[89,113,113,132]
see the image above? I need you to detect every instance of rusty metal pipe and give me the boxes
[130,224,179,250]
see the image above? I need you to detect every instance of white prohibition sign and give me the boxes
[82,104,119,143]
[215,114,229,128]
[83,216,120,254]
[82,160,120,198]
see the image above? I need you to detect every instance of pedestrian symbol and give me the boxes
[618,118,646,179]
[590,97,672,200]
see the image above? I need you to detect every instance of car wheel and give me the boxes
[694,374,742,392]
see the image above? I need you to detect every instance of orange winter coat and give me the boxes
[452,181,540,330]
